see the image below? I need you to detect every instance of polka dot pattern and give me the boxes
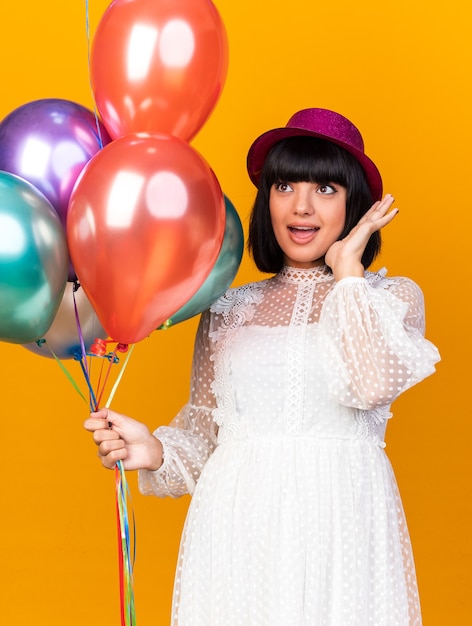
[138,266,440,625]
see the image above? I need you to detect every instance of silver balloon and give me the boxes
[23,283,107,360]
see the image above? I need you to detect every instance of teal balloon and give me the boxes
[163,196,244,327]
[0,171,68,344]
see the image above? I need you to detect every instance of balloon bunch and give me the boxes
[0,1,242,625]
[0,0,239,352]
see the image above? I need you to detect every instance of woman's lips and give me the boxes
[288,225,319,243]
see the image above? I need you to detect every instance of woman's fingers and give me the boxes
[84,408,129,435]
[98,437,126,456]
[326,193,399,280]
[84,417,109,433]
[92,427,119,445]
[99,446,127,469]
[93,432,128,468]
[349,200,398,244]
[84,408,112,432]
[358,194,396,226]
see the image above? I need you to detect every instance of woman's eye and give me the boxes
[274,182,293,192]
[317,184,336,195]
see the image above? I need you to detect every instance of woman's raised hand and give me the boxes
[325,194,399,281]
[84,408,163,471]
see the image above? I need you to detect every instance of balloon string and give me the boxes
[72,284,100,411]
[94,356,109,409]
[43,330,137,624]
[116,460,137,626]
[116,482,126,626]
[84,3,135,622]
[44,343,90,407]
[105,344,135,408]
[72,284,90,377]
[107,345,137,625]
[71,306,137,621]
[94,346,121,408]
[77,357,99,411]
[85,0,104,148]
[82,339,137,625]
[83,344,138,626]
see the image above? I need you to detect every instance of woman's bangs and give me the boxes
[266,137,349,186]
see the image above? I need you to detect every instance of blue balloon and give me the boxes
[0,172,68,344]
[162,195,243,327]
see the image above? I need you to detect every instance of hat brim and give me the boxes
[247,126,383,201]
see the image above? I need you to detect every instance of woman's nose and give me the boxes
[293,190,314,215]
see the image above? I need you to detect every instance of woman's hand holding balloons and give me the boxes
[84,408,163,471]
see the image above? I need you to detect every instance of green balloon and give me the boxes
[163,195,244,327]
[0,172,68,344]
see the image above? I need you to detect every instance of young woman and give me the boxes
[85,108,440,625]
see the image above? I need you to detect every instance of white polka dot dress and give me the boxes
[139,266,440,626]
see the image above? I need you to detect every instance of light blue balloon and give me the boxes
[163,196,244,327]
[0,171,68,344]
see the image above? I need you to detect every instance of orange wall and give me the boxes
[1,0,470,624]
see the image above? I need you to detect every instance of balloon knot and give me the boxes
[73,350,82,361]
[90,338,107,356]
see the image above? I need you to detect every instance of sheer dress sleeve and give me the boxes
[138,310,218,498]
[316,275,440,410]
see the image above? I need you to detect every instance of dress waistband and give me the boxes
[216,434,386,449]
